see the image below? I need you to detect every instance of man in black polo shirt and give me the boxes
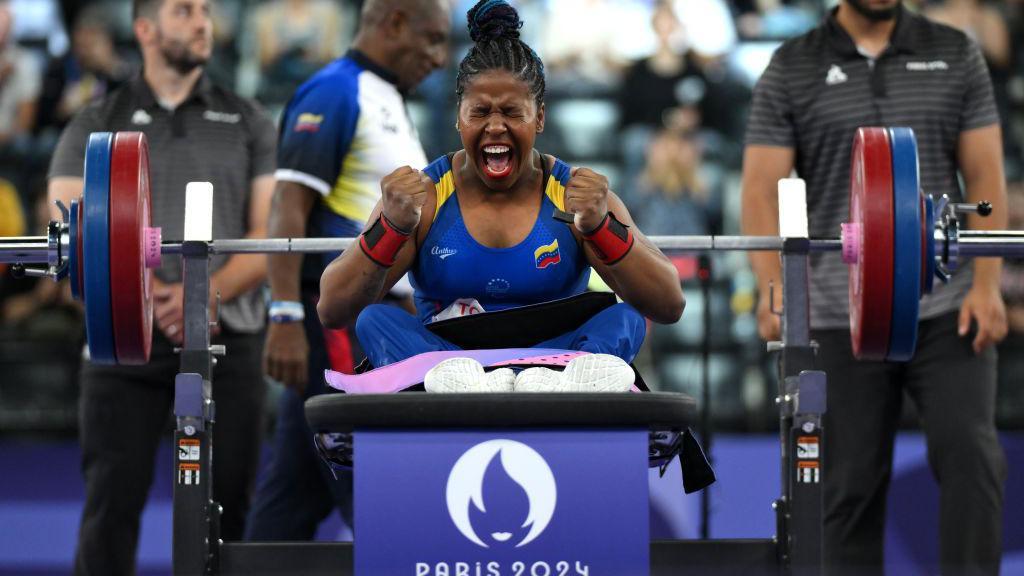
[46,0,276,573]
[742,1,1008,573]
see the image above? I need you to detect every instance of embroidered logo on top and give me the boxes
[295,113,324,132]
[906,60,948,71]
[131,109,152,125]
[486,278,510,298]
[431,246,457,260]
[825,65,848,86]
[534,239,561,269]
[203,110,241,123]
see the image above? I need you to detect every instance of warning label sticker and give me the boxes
[178,439,200,462]
[796,436,819,459]
[179,463,200,485]
[797,461,820,484]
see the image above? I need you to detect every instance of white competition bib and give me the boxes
[431,298,486,322]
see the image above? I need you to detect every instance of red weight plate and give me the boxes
[109,132,153,364]
[848,128,894,360]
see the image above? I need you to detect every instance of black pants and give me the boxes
[814,312,1006,576]
[244,294,354,540]
[74,329,266,576]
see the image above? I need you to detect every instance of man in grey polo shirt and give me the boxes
[47,0,276,573]
[742,1,1007,574]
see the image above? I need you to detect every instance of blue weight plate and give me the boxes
[924,193,935,294]
[83,132,116,364]
[887,127,921,362]
[69,198,81,300]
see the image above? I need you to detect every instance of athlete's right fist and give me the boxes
[380,166,432,232]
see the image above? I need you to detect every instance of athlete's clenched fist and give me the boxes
[380,166,433,232]
[564,167,610,233]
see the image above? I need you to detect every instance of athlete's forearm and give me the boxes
[594,234,684,324]
[317,249,391,329]
[319,228,415,327]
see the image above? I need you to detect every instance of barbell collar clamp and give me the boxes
[943,218,960,273]
[951,201,993,217]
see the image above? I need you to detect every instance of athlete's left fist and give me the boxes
[565,167,609,234]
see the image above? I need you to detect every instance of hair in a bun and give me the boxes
[457,0,546,105]
[467,0,522,43]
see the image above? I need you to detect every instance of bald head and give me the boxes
[360,0,449,29]
[351,0,451,92]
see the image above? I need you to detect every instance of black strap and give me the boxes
[680,429,717,494]
[538,149,551,191]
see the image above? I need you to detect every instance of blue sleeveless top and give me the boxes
[410,154,590,323]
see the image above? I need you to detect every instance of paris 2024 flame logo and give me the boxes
[445,440,556,549]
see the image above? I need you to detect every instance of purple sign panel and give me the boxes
[355,429,650,576]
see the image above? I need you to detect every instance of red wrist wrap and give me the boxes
[359,213,410,267]
[583,212,634,265]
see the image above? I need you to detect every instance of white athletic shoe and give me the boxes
[513,353,634,393]
[423,357,515,393]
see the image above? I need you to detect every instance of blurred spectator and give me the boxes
[671,0,737,60]
[667,0,752,167]
[0,175,19,279]
[688,55,753,167]
[630,127,723,236]
[542,0,654,91]
[736,0,817,41]
[249,0,347,105]
[0,184,79,339]
[0,176,24,239]
[0,2,41,151]
[204,0,245,91]
[617,1,707,190]
[925,0,1010,69]
[618,2,706,132]
[36,8,133,138]
[9,0,67,57]
[925,0,1020,167]
[0,174,24,276]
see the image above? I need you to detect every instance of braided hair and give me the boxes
[456,0,546,106]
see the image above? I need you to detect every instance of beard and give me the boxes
[845,0,901,22]
[156,29,209,74]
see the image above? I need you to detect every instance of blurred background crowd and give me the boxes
[0,0,1023,436]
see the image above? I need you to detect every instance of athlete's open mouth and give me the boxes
[481,144,514,179]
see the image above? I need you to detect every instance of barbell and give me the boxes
[2,129,1022,366]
